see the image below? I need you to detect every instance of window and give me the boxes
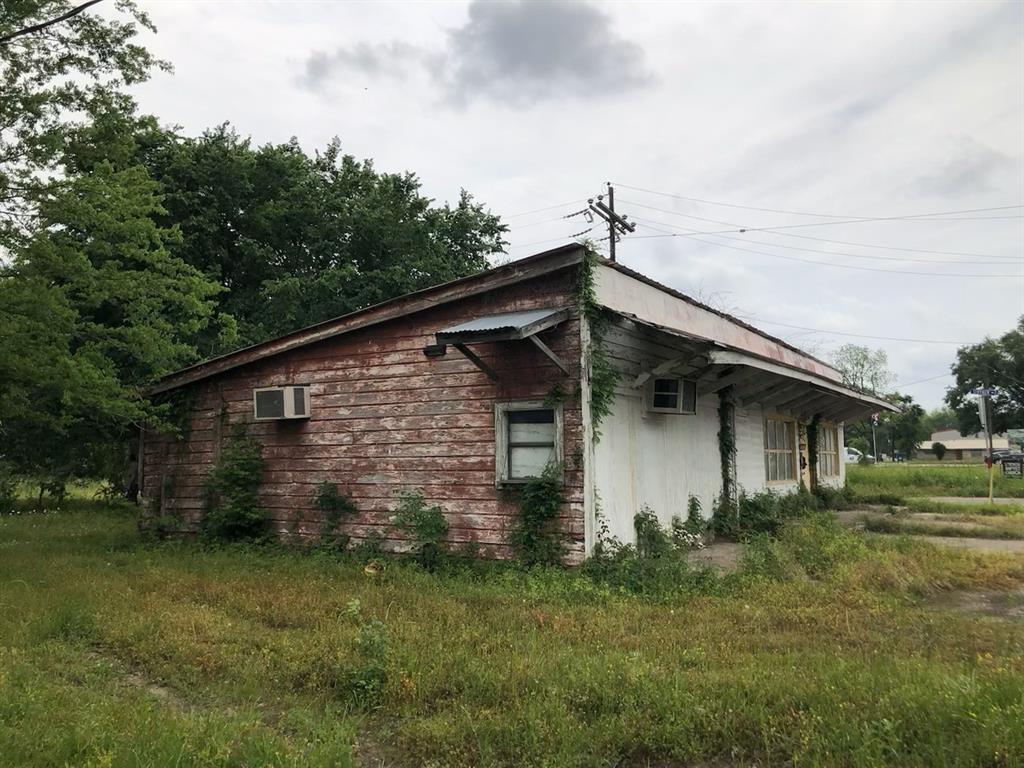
[494,401,562,484]
[764,417,797,482]
[819,425,840,477]
[646,377,698,414]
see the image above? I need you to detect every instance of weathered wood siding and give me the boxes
[142,267,585,561]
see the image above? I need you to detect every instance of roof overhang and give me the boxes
[150,244,586,394]
[619,314,897,422]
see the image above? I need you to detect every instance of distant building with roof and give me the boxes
[917,429,1010,462]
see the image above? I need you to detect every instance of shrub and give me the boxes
[0,463,16,514]
[391,490,449,569]
[712,488,820,539]
[932,442,947,461]
[201,425,266,543]
[314,482,356,550]
[510,464,565,566]
[813,482,855,510]
[740,514,868,581]
[342,618,390,706]
[634,506,672,558]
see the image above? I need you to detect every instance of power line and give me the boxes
[621,197,1024,236]
[503,199,588,220]
[898,373,954,387]
[627,214,1017,265]
[613,181,1024,224]
[750,319,974,344]
[683,234,1019,278]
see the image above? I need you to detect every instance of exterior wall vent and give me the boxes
[253,385,311,420]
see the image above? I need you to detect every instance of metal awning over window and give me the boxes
[434,307,571,381]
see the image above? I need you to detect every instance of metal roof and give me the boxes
[438,308,565,336]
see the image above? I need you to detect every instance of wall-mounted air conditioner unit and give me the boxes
[253,385,311,420]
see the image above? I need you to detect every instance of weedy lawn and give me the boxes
[1,508,1023,767]
[847,463,1024,500]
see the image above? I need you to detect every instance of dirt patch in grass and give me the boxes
[929,588,1024,622]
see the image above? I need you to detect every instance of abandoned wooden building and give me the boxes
[141,244,893,560]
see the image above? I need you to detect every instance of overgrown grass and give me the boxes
[861,516,1024,541]
[904,497,1024,516]
[1,510,1023,766]
[848,462,1024,499]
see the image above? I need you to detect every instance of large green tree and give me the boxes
[134,126,507,346]
[1,2,224,493]
[1,162,223,486]
[946,317,1024,434]
[1,1,165,249]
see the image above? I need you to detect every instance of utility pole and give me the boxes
[608,184,617,262]
[588,183,635,262]
[975,384,996,503]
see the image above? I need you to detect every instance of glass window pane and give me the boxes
[509,445,554,478]
[654,378,680,394]
[653,393,679,409]
[768,452,778,481]
[508,409,554,424]
[682,381,697,412]
[509,421,554,445]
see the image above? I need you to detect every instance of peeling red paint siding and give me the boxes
[142,266,585,561]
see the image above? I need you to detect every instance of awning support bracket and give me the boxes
[453,343,499,383]
[528,335,570,376]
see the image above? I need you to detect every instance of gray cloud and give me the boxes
[300,42,439,91]
[298,1,652,105]
[444,0,652,105]
[913,137,1011,196]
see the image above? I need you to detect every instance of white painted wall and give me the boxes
[594,389,722,544]
[588,316,849,551]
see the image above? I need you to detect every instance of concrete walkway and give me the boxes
[835,509,1024,556]
[917,496,1024,507]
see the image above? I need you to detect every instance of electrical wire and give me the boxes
[613,181,1024,223]
[627,214,1018,265]
[503,199,588,219]
[683,234,1019,278]
[748,319,974,344]
[621,198,1024,239]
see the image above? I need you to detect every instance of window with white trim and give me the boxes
[646,377,698,414]
[819,425,840,477]
[764,417,797,482]
[494,401,563,484]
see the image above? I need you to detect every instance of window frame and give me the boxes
[818,424,840,478]
[645,376,698,415]
[494,400,563,486]
[763,415,798,484]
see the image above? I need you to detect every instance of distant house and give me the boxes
[141,245,892,561]
[917,429,1010,462]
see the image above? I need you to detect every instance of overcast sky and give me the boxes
[127,0,1023,409]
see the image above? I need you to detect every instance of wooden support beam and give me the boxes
[792,393,839,419]
[698,366,758,396]
[453,343,499,382]
[737,377,791,407]
[528,335,570,376]
[631,355,708,388]
[758,382,807,408]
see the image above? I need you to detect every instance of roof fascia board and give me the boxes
[708,350,896,412]
[595,261,844,383]
[152,246,585,394]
